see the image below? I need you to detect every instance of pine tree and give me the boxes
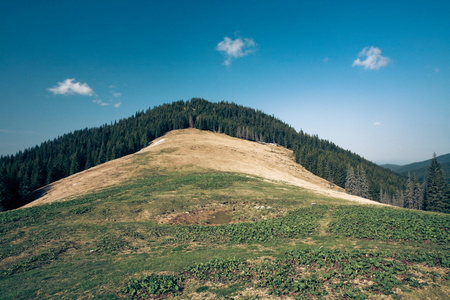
[424,153,449,213]
[379,188,391,204]
[97,142,106,165]
[393,190,404,208]
[0,167,9,211]
[404,172,415,209]
[70,152,81,175]
[236,126,242,138]
[326,163,334,188]
[413,175,424,210]
[357,165,369,198]
[85,153,94,170]
[345,166,356,195]
[30,160,44,190]
[140,133,149,148]
[46,162,55,185]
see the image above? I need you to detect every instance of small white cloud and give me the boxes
[113,92,122,98]
[352,46,390,70]
[93,99,121,108]
[216,35,257,66]
[93,99,109,106]
[374,122,381,126]
[48,78,94,96]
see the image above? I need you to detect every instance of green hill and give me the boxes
[380,163,401,170]
[1,165,449,299]
[0,98,406,211]
[383,153,450,184]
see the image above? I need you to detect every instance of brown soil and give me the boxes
[158,209,232,226]
[24,128,386,208]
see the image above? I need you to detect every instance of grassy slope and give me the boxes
[1,170,449,299]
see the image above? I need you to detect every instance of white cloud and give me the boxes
[93,99,121,108]
[93,99,109,106]
[113,92,122,98]
[352,46,390,70]
[374,122,381,126]
[48,78,94,96]
[216,35,257,66]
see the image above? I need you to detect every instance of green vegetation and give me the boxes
[385,153,450,185]
[330,206,450,244]
[0,98,407,211]
[424,154,450,213]
[382,153,450,212]
[1,172,449,299]
[175,248,448,299]
[122,274,182,298]
[345,165,369,198]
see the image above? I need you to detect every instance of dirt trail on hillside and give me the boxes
[24,129,386,208]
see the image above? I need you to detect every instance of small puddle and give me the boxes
[206,211,232,225]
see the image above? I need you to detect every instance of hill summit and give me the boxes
[1,98,406,211]
[26,129,382,208]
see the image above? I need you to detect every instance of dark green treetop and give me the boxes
[424,153,449,213]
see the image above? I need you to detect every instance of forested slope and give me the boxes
[386,154,450,184]
[0,98,405,211]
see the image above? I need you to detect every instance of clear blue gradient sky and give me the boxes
[1,0,449,164]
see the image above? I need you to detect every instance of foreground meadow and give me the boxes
[1,172,449,299]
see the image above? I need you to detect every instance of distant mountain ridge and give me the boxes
[382,153,450,183]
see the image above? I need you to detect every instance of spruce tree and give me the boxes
[326,163,334,188]
[413,175,424,210]
[424,153,449,213]
[404,172,415,209]
[30,161,44,190]
[0,168,9,211]
[393,190,404,208]
[357,165,369,198]
[70,152,81,175]
[345,166,356,195]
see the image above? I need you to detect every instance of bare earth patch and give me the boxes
[24,128,386,208]
[158,209,232,226]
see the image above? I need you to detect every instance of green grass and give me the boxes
[330,205,450,244]
[1,171,449,299]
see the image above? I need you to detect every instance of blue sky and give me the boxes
[1,0,449,164]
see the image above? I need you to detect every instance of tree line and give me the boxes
[361,154,449,213]
[0,98,419,211]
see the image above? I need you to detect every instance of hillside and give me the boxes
[25,129,381,208]
[0,98,406,212]
[0,131,448,298]
[383,153,450,184]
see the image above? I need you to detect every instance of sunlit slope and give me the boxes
[25,128,383,208]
